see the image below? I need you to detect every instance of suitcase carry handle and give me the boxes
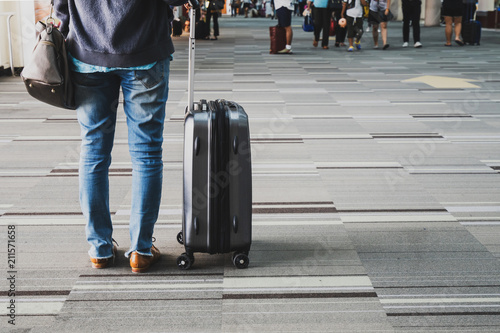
[187,0,200,114]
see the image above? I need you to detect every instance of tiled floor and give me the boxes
[1,16,499,332]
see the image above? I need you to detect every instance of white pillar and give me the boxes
[0,1,16,70]
[478,0,495,11]
[19,0,36,68]
[424,0,441,26]
[390,0,402,21]
[0,0,36,71]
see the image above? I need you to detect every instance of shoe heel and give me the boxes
[131,266,149,273]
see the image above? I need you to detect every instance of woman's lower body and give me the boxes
[442,4,464,46]
[368,10,389,49]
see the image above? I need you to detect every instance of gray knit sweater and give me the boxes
[54,0,187,67]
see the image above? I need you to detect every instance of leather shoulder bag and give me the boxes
[20,1,75,110]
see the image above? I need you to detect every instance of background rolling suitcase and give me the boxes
[269,25,286,54]
[177,1,252,270]
[195,20,210,40]
[172,19,183,37]
[462,21,481,45]
[462,4,481,45]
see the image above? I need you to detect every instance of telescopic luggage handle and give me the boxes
[188,0,200,9]
[187,0,200,114]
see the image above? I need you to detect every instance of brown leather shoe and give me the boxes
[90,243,117,269]
[130,245,161,273]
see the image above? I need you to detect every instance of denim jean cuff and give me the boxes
[88,251,114,260]
[124,249,152,258]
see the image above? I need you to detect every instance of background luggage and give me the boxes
[329,18,335,36]
[462,3,481,45]
[177,1,252,270]
[269,25,286,54]
[462,20,481,45]
[260,4,266,17]
[172,19,183,36]
[195,20,210,39]
[302,14,314,32]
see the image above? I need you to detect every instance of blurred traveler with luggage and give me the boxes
[441,0,465,46]
[275,0,295,53]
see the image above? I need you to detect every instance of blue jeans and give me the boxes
[73,58,170,259]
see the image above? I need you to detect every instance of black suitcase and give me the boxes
[172,19,183,37]
[462,20,481,45]
[195,20,210,40]
[176,2,252,270]
[462,5,481,46]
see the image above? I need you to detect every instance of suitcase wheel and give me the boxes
[232,252,249,269]
[176,231,184,245]
[177,253,194,270]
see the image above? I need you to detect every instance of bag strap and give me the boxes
[46,0,56,27]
